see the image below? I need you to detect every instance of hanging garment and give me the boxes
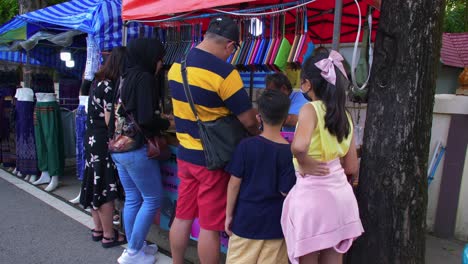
[15,89,39,175]
[34,100,65,177]
[75,102,87,181]
[61,109,76,159]
[0,88,17,168]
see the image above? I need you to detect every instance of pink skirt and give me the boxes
[281,159,364,263]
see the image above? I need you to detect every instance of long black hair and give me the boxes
[94,46,127,83]
[301,52,350,142]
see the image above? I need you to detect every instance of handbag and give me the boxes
[108,78,171,160]
[127,112,171,160]
[181,57,249,170]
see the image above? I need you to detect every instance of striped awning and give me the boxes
[440,33,468,68]
[0,0,153,52]
[0,46,86,78]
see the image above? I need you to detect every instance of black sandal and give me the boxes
[101,229,127,248]
[91,229,103,242]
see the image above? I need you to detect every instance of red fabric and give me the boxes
[441,33,468,68]
[122,0,379,44]
[122,0,256,21]
[175,159,230,231]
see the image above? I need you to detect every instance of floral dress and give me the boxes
[80,79,122,209]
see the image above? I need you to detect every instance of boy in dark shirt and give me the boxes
[224,89,296,264]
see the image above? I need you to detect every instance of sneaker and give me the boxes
[117,249,155,264]
[143,241,158,255]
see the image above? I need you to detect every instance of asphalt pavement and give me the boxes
[0,175,124,264]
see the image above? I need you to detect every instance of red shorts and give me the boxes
[175,159,230,231]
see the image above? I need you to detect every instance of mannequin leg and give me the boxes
[44,175,59,192]
[33,171,50,185]
[29,175,37,183]
[69,190,81,204]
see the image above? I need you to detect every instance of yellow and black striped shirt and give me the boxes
[168,48,252,166]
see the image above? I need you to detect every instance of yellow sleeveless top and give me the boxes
[293,101,353,167]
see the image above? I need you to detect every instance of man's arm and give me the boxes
[237,108,261,136]
[284,114,299,127]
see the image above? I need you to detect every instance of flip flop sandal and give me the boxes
[91,229,103,242]
[101,229,127,249]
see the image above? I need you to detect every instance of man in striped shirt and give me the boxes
[168,17,260,264]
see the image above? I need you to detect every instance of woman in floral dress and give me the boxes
[80,47,126,248]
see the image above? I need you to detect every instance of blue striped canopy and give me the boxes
[0,0,153,51]
[0,46,86,78]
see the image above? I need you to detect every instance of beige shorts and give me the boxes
[226,233,288,264]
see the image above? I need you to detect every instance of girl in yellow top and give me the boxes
[281,51,364,264]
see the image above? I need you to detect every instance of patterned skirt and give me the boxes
[15,101,38,175]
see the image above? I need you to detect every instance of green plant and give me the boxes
[444,0,468,33]
[0,0,18,25]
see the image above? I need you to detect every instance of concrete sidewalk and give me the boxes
[1,168,465,263]
[0,168,172,264]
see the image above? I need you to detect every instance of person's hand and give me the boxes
[162,114,175,129]
[225,215,233,236]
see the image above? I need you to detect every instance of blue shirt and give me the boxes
[283,91,309,132]
[225,136,296,239]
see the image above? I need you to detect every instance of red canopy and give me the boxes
[122,0,380,44]
[122,0,256,21]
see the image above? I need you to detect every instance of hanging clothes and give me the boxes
[75,96,88,181]
[0,86,17,168]
[34,93,65,177]
[15,88,39,176]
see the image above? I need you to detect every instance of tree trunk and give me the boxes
[346,1,445,264]
[17,0,47,14]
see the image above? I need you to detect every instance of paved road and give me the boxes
[0,176,124,264]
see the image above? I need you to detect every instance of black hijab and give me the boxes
[119,38,165,124]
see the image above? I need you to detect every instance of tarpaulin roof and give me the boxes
[0,45,86,78]
[440,33,468,68]
[122,0,256,21]
[0,0,153,51]
[122,0,380,44]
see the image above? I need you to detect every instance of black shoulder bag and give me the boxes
[180,58,249,170]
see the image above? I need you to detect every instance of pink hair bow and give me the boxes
[314,50,348,85]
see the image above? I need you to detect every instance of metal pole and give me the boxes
[24,50,31,87]
[122,22,128,46]
[331,0,343,51]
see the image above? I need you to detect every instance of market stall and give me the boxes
[121,0,381,258]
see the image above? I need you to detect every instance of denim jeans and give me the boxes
[111,145,163,251]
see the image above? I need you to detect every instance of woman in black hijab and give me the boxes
[110,38,171,264]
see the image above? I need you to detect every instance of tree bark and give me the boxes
[346,1,445,264]
[17,0,47,14]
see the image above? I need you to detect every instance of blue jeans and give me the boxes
[111,146,162,251]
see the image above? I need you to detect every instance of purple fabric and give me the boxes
[0,98,16,167]
[15,101,39,175]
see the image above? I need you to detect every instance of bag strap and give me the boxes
[181,57,200,121]
[117,77,145,136]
